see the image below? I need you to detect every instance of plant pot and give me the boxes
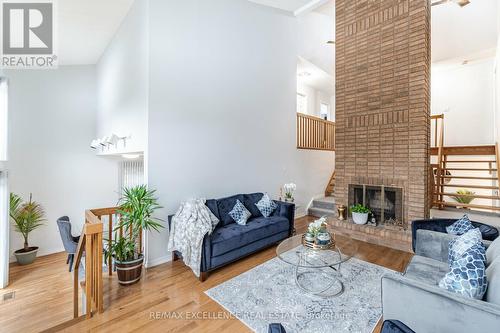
[115,255,144,285]
[14,247,39,265]
[352,212,369,225]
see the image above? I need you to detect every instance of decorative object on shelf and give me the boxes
[283,183,296,202]
[105,185,163,285]
[367,216,377,226]
[90,133,131,152]
[337,205,347,220]
[9,193,46,265]
[451,189,475,209]
[350,204,371,225]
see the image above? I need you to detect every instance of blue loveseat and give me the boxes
[168,193,295,281]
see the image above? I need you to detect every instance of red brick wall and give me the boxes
[335,0,431,225]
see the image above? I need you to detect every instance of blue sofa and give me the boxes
[168,193,295,281]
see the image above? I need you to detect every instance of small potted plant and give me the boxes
[9,193,46,265]
[283,183,296,202]
[350,204,371,225]
[106,185,163,285]
[452,189,475,209]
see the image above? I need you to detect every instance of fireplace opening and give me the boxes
[348,184,404,229]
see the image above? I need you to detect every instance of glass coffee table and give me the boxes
[276,234,357,297]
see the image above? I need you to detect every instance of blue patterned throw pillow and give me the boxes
[448,228,484,265]
[446,215,474,235]
[229,200,251,225]
[255,193,277,218]
[439,243,488,300]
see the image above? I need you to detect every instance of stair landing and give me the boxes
[308,196,336,217]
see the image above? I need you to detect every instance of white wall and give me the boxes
[6,67,118,260]
[432,58,496,146]
[147,0,334,265]
[297,11,334,76]
[96,0,149,155]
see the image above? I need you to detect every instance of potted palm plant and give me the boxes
[350,203,371,225]
[10,193,46,265]
[106,185,163,285]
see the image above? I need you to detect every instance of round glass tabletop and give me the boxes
[276,234,358,268]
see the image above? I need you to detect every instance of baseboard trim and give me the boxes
[145,254,171,268]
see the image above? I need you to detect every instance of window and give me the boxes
[0,78,7,288]
[0,78,7,161]
[320,103,329,120]
[0,170,8,288]
[297,93,307,114]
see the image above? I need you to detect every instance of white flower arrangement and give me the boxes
[283,183,297,200]
[307,216,327,237]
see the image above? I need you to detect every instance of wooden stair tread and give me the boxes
[443,168,497,171]
[441,184,498,190]
[430,145,496,156]
[437,193,500,200]
[440,175,498,179]
[434,201,500,211]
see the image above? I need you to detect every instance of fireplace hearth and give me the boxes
[348,184,404,229]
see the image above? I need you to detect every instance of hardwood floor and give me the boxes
[0,252,81,333]
[1,216,413,333]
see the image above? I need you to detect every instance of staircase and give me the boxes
[325,171,336,196]
[431,144,500,212]
[308,196,336,217]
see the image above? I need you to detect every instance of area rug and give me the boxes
[205,254,398,333]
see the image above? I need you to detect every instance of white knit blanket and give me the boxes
[167,199,219,277]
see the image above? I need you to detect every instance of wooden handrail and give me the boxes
[434,114,445,209]
[495,142,500,195]
[73,209,104,319]
[73,206,144,319]
[296,113,335,151]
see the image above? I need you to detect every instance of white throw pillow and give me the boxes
[228,200,251,225]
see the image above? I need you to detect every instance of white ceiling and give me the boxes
[250,0,498,64]
[432,0,498,63]
[248,0,329,16]
[58,0,134,65]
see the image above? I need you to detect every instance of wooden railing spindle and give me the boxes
[296,113,335,151]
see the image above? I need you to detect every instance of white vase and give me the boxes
[352,212,369,225]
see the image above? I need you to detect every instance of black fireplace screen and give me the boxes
[348,184,403,226]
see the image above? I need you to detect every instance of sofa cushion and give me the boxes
[448,228,483,264]
[217,194,244,226]
[243,193,264,217]
[211,216,289,257]
[404,255,449,285]
[486,236,500,266]
[446,214,474,235]
[205,199,220,220]
[485,256,500,305]
[228,200,251,226]
[255,193,277,218]
[439,243,488,300]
